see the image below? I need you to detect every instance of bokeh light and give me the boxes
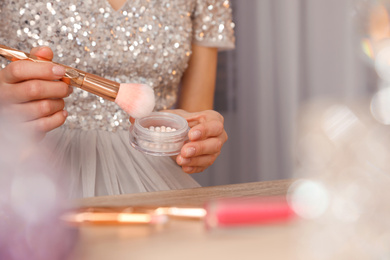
[321,104,363,143]
[11,173,57,224]
[356,0,390,62]
[370,86,390,124]
[292,98,390,259]
[0,115,77,260]
[374,45,390,82]
[288,179,330,220]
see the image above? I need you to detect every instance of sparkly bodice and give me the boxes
[0,0,234,131]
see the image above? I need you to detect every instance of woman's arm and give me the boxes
[178,44,218,112]
[168,44,228,174]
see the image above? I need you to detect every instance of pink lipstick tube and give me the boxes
[204,197,295,229]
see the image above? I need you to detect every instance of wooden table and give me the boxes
[72,179,293,208]
[67,179,303,260]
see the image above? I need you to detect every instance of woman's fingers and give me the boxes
[1,80,71,103]
[185,110,224,126]
[182,166,206,174]
[180,136,225,158]
[161,109,228,174]
[30,46,54,61]
[0,60,65,83]
[6,99,66,121]
[177,136,225,172]
[177,153,220,174]
[188,120,225,141]
[22,109,68,135]
[0,46,69,140]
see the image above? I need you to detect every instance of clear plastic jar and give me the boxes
[129,112,189,156]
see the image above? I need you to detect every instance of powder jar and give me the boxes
[129,112,189,156]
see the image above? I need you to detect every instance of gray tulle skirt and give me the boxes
[42,127,200,198]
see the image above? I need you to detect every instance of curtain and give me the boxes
[192,0,375,186]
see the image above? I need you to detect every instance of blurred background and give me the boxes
[192,0,378,186]
[3,1,390,259]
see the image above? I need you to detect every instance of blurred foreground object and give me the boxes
[62,196,295,230]
[0,115,77,260]
[356,0,390,64]
[204,197,295,229]
[290,99,390,259]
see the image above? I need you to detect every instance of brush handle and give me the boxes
[0,44,119,101]
[61,211,168,225]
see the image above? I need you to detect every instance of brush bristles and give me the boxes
[115,83,155,118]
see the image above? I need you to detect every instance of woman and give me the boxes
[0,0,235,197]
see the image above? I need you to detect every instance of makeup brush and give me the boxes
[0,45,155,118]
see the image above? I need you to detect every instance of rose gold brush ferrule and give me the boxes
[0,44,119,101]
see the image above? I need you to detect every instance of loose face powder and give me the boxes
[129,112,189,156]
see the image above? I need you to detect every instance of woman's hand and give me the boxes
[165,109,228,174]
[0,46,72,140]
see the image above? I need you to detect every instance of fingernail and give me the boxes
[185,147,196,157]
[190,130,201,140]
[68,86,74,95]
[179,156,191,165]
[63,110,68,117]
[52,65,66,76]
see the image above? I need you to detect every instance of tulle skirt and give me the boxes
[41,127,200,198]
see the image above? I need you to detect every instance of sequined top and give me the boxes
[0,0,235,131]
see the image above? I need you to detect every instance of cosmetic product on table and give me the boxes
[203,196,295,229]
[62,196,296,229]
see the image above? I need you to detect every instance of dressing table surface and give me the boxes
[68,179,300,260]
